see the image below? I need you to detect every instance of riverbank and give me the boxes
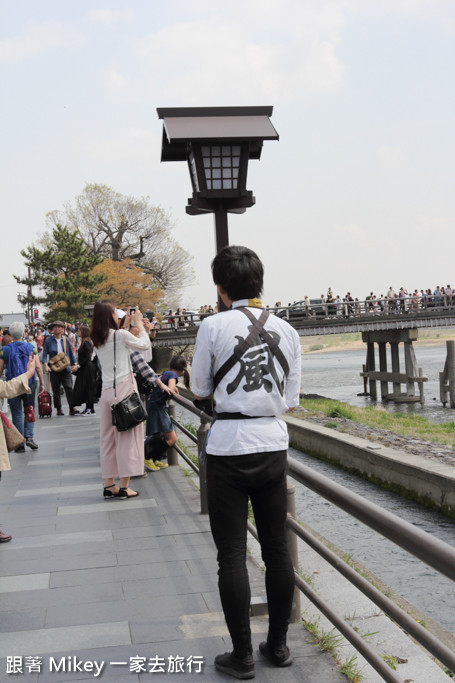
[302,328,455,354]
[285,407,455,517]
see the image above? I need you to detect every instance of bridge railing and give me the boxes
[155,296,455,334]
[166,393,455,681]
[274,294,455,322]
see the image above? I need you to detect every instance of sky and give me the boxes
[1,0,454,314]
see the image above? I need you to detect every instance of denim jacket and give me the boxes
[42,335,76,370]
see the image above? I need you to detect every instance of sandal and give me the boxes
[117,488,139,499]
[103,484,119,499]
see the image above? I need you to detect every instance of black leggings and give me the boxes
[206,450,295,655]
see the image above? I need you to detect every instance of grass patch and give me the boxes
[303,620,365,681]
[299,398,455,448]
[308,344,324,352]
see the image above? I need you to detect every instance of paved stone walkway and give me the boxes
[0,406,346,682]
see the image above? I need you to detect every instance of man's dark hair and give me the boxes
[211,245,263,301]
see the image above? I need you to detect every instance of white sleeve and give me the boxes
[190,322,214,397]
[119,329,151,353]
[284,332,302,409]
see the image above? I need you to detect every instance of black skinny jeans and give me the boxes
[206,450,295,655]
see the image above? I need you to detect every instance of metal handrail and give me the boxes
[169,392,455,676]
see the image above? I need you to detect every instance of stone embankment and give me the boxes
[283,408,455,516]
[292,406,455,466]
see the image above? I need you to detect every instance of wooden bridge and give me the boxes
[152,299,455,407]
[153,298,455,346]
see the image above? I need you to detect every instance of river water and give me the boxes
[297,343,455,634]
[290,445,455,634]
[301,344,455,423]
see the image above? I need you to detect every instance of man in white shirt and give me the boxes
[192,245,301,679]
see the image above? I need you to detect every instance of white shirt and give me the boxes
[191,300,301,456]
[95,329,151,389]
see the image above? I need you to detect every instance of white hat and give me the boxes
[116,309,126,319]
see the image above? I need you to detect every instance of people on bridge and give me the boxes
[192,245,301,679]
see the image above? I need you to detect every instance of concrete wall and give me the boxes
[284,415,455,516]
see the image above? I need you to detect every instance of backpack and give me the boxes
[5,342,33,384]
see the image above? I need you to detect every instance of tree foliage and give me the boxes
[14,225,105,320]
[91,258,163,310]
[47,183,195,302]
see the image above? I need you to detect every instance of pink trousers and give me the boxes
[99,377,144,479]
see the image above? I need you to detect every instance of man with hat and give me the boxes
[42,321,78,415]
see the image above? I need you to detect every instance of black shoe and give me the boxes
[103,485,119,499]
[214,652,255,679]
[25,438,39,450]
[258,640,293,667]
[14,445,26,453]
[117,488,139,499]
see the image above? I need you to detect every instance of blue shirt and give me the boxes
[0,341,36,383]
[147,370,178,408]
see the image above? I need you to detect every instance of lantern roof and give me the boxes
[157,106,278,162]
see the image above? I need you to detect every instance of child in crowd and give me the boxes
[144,356,190,471]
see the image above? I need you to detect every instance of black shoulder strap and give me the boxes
[239,307,290,379]
[212,307,290,391]
[213,308,269,391]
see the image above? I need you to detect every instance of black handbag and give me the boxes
[111,332,147,432]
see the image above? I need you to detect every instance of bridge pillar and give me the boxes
[378,342,388,400]
[361,329,427,404]
[366,342,377,399]
[440,340,455,408]
[151,346,173,373]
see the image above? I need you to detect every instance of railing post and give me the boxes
[166,400,179,466]
[286,479,301,622]
[197,416,210,514]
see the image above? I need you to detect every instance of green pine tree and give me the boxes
[14,225,106,321]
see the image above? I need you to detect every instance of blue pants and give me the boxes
[206,449,295,655]
[8,380,36,439]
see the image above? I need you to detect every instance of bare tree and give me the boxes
[47,183,195,301]
[142,238,196,303]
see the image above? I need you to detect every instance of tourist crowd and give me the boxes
[280,284,454,317]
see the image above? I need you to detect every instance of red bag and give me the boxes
[25,406,35,423]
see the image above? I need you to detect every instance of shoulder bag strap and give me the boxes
[213,308,269,391]
[113,331,117,399]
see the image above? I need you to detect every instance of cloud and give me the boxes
[102,68,129,95]
[333,223,367,238]
[88,9,135,26]
[84,128,160,165]
[134,3,346,104]
[377,145,408,168]
[0,21,75,62]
